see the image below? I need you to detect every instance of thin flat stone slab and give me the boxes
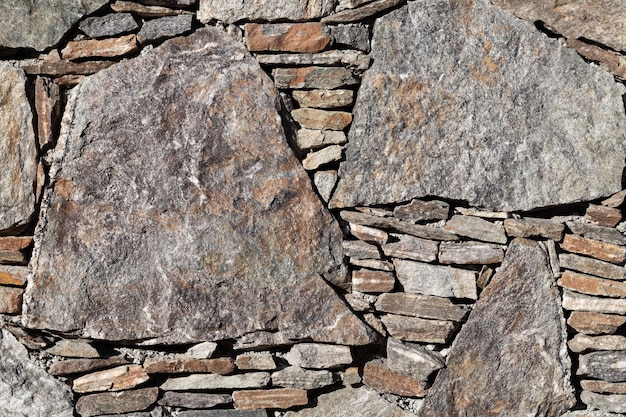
[23,28,374,346]
[0,62,37,232]
[394,259,477,300]
[375,292,471,322]
[79,13,139,39]
[580,391,626,414]
[381,314,456,344]
[386,338,445,382]
[443,215,507,244]
[568,334,626,353]
[420,239,575,416]
[75,387,158,417]
[198,0,336,23]
[567,311,626,335]
[0,329,74,417]
[271,366,334,390]
[0,0,108,50]
[559,253,625,281]
[582,380,626,395]
[161,372,271,391]
[329,0,626,212]
[563,290,626,315]
[578,351,626,382]
[158,392,231,408]
[558,270,626,298]
[504,218,565,241]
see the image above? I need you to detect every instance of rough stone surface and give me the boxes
[0,286,24,314]
[291,108,352,130]
[233,389,308,410]
[283,386,414,417]
[363,359,428,397]
[46,339,100,358]
[245,23,331,53]
[563,290,626,315]
[322,0,403,23]
[568,334,626,353]
[567,311,626,335]
[302,144,344,170]
[161,372,271,391]
[35,76,62,151]
[79,13,139,39]
[394,259,477,300]
[236,352,276,370]
[73,365,150,393]
[49,356,130,376]
[386,338,444,381]
[313,170,338,203]
[296,129,347,151]
[331,24,370,52]
[420,239,575,416]
[578,351,626,382]
[381,314,456,344]
[256,50,369,68]
[137,14,193,44]
[375,292,471,322]
[158,392,232,408]
[350,224,388,245]
[566,222,626,246]
[111,1,187,17]
[198,0,337,23]
[504,218,565,241]
[75,387,158,417]
[292,89,353,109]
[438,242,505,265]
[0,265,28,286]
[144,357,234,374]
[61,35,139,61]
[393,199,450,223]
[179,411,267,417]
[329,0,626,212]
[443,215,507,244]
[0,63,37,233]
[582,380,626,395]
[0,329,74,417]
[558,270,626,298]
[586,204,623,228]
[271,366,335,389]
[381,234,438,262]
[284,343,352,369]
[580,391,626,413]
[561,234,626,265]
[273,67,359,90]
[491,0,626,52]
[24,28,373,346]
[0,0,109,50]
[352,269,395,293]
[559,253,625,281]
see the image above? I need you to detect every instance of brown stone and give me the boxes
[443,215,507,244]
[352,269,395,293]
[22,60,115,76]
[0,237,31,252]
[273,67,359,90]
[456,207,510,219]
[256,50,370,69]
[48,356,130,376]
[0,251,26,265]
[271,366,335,389]
[301,145,344,170]
[342,240,380,259]
[386,338,444,381]
[586,204,622,227]
[349,258,394,271]
[558,270,626,298]
[381,314,456,344]
[35,77,62,150]
[503,218,564,241]
[560,253,625,281]
[0,286,23,314]
[296,129,347,151]
[292,89,354,109]
[284,343,352,369]
[291,108,352,130]
[393,199,450,222]
[349,223,388,245]
[340,210,458,241]
[561,234,626,264]
[363,359,427,397]
[144,357,235,374]
[245,23,331,53]
[603,190,626,208]
[235,352,276,370]
[567,222,626,245]
[394,259,477,300]
[438,241,504,265]
[46,339,100,358]
[381,234,438,262]
[0,265,28,286]
[73,365,150,393]
[563,290,626,315]
[566,39,626,81]
[568,334,626,353]
[322,0,403,23]
[233,389,308,410]
[61,35,139,61]
[75,387,158,417]
[375,292,471,322]
[567,311,626,335]
[582,380,626,395]
[111,0,186,16]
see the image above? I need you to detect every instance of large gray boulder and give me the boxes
[329,0,626,212]
[0,329,73,417]
[0,0,108,51]
[419,239,575,416]
[23,27,374,346]
[0,62,37,232]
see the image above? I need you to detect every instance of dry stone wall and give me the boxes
[1,0,626,416]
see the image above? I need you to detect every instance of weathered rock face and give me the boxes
[24,27,373,346]
[420,239,575,416]
[0,329,74,417]
[492,0,626,52]
[0,0,109,51]
[198,0,337,24]
[0,62,37,232]
[330,0,626,211]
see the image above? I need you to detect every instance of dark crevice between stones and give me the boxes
[533,20,562,39]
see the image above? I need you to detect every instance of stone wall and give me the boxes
[1,0,626,416]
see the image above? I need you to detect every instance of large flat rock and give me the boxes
[329,0,626,212]
[492,0,626,52]
[0,62,37,232]
[23,27,373,346]
[0,329,73,417]
[198,0,337,23]
[419,239,575,416]
[0,0,108,51]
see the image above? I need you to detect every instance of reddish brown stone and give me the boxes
[585,204,622,227]
[0,266,27,286]
[602,190,626,208]
[144,357,234,375]
[245,23,331,53]
[558,270,626,298]
[62,34,139,61]
[566,39,626,81]
[352,269,395,293]
[0,237,31,252]
[48,356,130,376]
[233,389,308,410]
[561,234,626,265]
[0,286,23,314]
[363,359,427,397]
[35,77,62,150]
[21,60,115,76]
[567,311,626,335]
[75,387,158,417]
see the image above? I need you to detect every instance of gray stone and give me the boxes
[331,24,370,52]
[255,50,370,69]
[49,356,130,376]
[393,199,450,223]
[161,372,271,391]
[381,234,438,262]
[0,0,108,50]
[343,240,380,259]
[198,0,337,23]
[492,0,626,52]
[235,352,276,370]
[76,387,159,417]
[302,144,344,170]
[581,391,626,414]
[329,0,626,212]
[79,13,139,39]
[137,14,193,44]
[566,222,626,246]
[0,329,73,417]
[273,66,359,90]
[560,253,625,281]
[386,338,445,381]
[578,351,626,382]
[420,239,575,416]
[568,334,626,353]
[394,259,477,300]
[438,241,505,265]
[283,386,414,417]
[443,215,507,244]
[185,341,218,359]
[23,28,374,346]
[322,0,403,23]
[271,366,335,389]
[284,343,353,369]
[313,170,337,203]
[582,380,626,395]
[560,411,626,417]
[381,314,456,344]
[158,392,232,408]
[349,258,394,271]
[0,63,37,233]
[111,1,188,17]
[504,218,565,241]
[562,290,626,315]
[375,292,471,322]
[46,339,100,358]
[179,411,267,417]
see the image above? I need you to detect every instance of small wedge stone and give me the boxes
[386,338,444,381]
[504,218,564,241]
[46,339,99,358]
[439,242,505,265]
[313,170,338,202]
[567,311,626,335]
[245,23,331,53]
[296,129,347,151]
[284,343,352,369]
[330,24,370,52]
[349,223,388,244]
[375,292,471,322]
[382,233,438,262]
[233,389,308,410]
[561,234,626,264]
[585,204,622,227]
[558,270,626,298]
[292,89,353,109]
[560,253,625,280]
[363,359,428,397]
[443,215,507,244]
[393,199,450,222]
[35,76,61,150]
[345,291,377,312]
[273,67,359,89]
[292,108,352,130]
[79,13,139,38]
[394,259,477,300]
[603,190,626,208]
[381,314,456,344]
[185,341,217,359]
[271,366,335,389]
[569,334,626,353]
[302,145,344,170]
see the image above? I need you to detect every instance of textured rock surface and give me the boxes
[24,27,373,346]
[0,0,108,50]
[198,0,337,23]
[420,239,575,416]
[330,0,626,211]
[0,329,74,417]
[0,62,37,232]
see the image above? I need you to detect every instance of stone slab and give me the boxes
[394,259,477,300]
[199,0,336,23]
[79,13,139,39]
